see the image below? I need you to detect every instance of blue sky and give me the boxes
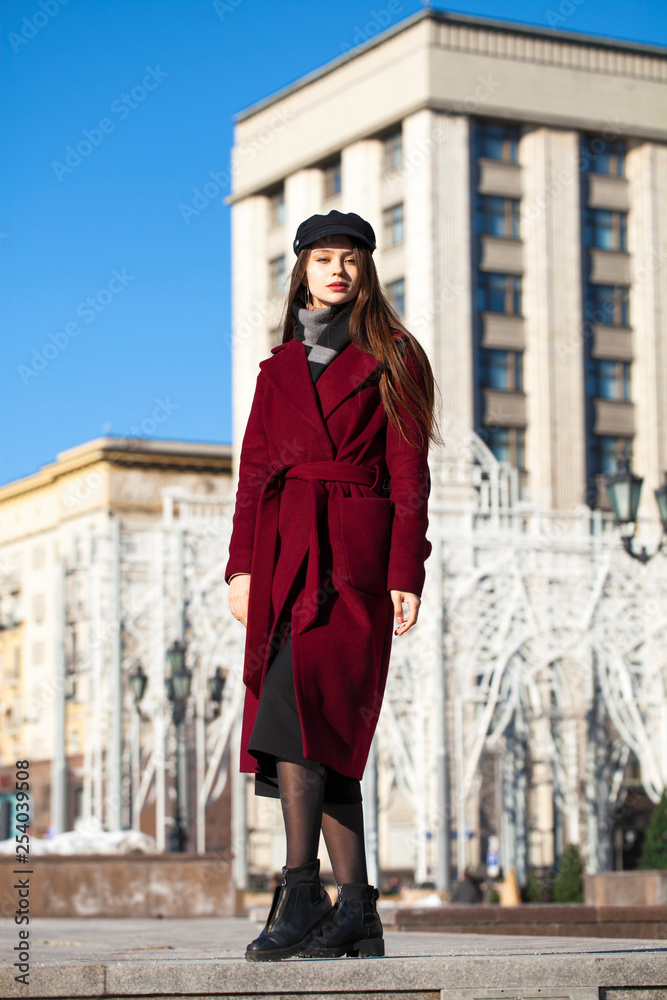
[2,0,665,486]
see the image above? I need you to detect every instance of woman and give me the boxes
[225,209,439,962]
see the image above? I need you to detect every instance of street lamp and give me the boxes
[165,640,191,852]
[130,661,148,705]
[166,640,191,722]
[605,457,667,564]
[656,473,667,531]
[207,666,226,708]
[129,660,147,831]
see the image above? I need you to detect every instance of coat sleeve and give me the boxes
[385,341,432,598]
[224,373,271,585]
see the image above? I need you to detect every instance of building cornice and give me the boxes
[0,438,233,504]
[234,8,666,124]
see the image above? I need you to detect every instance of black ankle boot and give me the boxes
[245,860,334,962]
[299,882,384,958]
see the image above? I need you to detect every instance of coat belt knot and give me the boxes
[245,461,381,693]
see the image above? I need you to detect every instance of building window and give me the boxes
[477,273,522,315]
[586,358,631,402]
[269,255,285,295]
[268,187,285,226]
[586,284,630,327]
[486,427,525,470]
[583,136,625,177]
[382,129,402,171]
[323,159,341,199]
[32,641,44,666]
[32,593,45,624]
[584,209,627,251]
[386,278,405,317]
[475,121,519,163]
[32,545,45,570]
[383,203,404,247]
[589,435,632,477]
[476,195,520,238]
[479,348,523,391]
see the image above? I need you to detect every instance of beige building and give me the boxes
[0,437,232,841]
[228,7,667,519]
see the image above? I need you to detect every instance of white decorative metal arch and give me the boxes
[63,419,666,887]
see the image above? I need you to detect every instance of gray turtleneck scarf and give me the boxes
[291,299,354,383]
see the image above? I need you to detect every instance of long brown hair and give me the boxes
[280,244,442,450]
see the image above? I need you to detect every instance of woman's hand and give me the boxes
[390,590,421,635]
[229,573,251,628]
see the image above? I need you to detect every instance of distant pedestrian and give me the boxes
[453,868,482,904]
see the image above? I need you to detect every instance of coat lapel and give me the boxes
[261,338,328,438]
[316,341,381,420]
[261,337,382,430]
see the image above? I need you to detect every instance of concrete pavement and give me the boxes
[1,916,666,997]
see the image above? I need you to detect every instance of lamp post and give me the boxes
[129,661,147,831]
[194,665,228,854]
[165,640,191,852]
[207,666,226,713]
[605,458,667,564]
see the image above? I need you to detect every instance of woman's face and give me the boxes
[303,234,360,309]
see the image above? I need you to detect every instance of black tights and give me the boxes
[276,760,368,884]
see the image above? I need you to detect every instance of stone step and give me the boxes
[396,903,667,940]
[1,917,666,998]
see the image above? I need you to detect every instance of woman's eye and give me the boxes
[314,256,356,263]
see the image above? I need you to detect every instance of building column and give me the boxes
[361,736,379,888]
[284,164,323,315]
[285,168,322,246]
[401,110,437,362]
[107,516,122,831]
[51,557,67,835]
[626,141,667,522]
[432,112,473,427]
[341,140,382,228]
[230,195,270,475]
[521,128,586,511]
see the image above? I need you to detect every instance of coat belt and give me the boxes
[245,461,379,692]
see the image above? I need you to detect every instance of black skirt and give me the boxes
[247,630,362,806]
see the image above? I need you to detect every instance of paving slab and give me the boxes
[0,917,666,998]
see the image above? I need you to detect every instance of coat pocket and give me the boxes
[339,496,393,594]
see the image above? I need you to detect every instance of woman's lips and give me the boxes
[328,283,348,290]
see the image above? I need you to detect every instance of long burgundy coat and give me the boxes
[225,330,432,780]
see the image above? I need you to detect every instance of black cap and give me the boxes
[293,210,376,256]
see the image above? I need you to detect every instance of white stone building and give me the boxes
[226,9,667,886]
